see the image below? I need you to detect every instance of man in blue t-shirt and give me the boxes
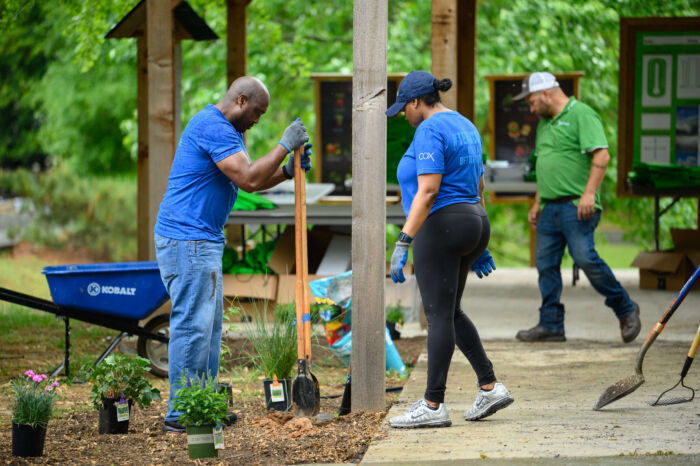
[154,76,311,433]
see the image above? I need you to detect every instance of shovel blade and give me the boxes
[593,374,645,410]
[292,360,320,416]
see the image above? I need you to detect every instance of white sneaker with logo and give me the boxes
[464,382,514,421]
[389,399,451,428]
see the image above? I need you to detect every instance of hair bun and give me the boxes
[436,78,453,92]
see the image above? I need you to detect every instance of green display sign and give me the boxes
[634,31,700,167]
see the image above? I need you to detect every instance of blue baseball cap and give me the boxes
[386,71,437,117]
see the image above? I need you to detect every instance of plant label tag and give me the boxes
[270,381,285,402]
[213,425,224,449]
[116,401,129,422]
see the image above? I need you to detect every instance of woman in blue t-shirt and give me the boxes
[385,71,513,428]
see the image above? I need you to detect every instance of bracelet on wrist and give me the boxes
[278,141,290,153]
[397,231,413,244]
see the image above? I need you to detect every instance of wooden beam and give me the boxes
[431,0,457,110]
[456,0,476,120]
[351,0,387,412]
[146,0,176,260]
[226,0,251,87]
[137,37,150,261]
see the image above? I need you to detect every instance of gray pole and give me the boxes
[351,0,387,411]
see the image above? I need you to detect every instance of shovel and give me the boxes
[292,146,321,416]
[593,265,700,410]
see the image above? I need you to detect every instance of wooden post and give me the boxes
[456,0,476,121]
[431,0,457,110]
[146,0,176,260]
[352,0,387,412]
[226,0,250,87]
[137,37,150,260]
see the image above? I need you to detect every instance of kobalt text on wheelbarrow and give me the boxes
[0,262,171,380]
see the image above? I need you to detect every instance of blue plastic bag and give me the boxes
[328,328,406,376]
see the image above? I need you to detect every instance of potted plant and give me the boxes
[9,370,60,457]
[172,372,229,459]
[88,353,160,434]
[244,302,298,411]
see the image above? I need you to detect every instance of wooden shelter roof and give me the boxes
[105,0,218,40]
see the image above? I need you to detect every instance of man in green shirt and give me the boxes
[513,72,640,343]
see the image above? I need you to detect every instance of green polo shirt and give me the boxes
[535,97,608,210]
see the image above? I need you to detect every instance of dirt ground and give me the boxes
[0,331,426,465]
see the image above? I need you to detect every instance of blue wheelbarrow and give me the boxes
[0,262,171,379]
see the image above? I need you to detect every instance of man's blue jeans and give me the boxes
[154,233,224,422]
[535,202,636,334]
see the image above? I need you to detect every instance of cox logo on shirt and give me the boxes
[87,282,137,297]
[417,152,435,162]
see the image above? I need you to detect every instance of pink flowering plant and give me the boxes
[10,370,60,427]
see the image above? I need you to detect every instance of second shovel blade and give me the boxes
[593,373,644,410]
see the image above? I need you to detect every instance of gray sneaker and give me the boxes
[389,399,452,428]
[464,382,514,421]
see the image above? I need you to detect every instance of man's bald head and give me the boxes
[224,76,269,107]
[217,76,270,132]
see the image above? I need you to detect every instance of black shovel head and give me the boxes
[293,359,320,416]
[593,373,645,410]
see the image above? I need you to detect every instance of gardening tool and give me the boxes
[292,147,321,416]
[649,323,700,406]
[593,265,700,410]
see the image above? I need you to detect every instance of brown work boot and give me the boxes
[515,326,566,342]
[619,303,641,343]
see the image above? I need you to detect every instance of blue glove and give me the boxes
[282,143,312,179]
[390,242,410,283]
[279,118,309,152]
[471,249,496,279]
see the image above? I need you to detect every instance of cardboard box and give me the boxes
[222,226,340,302]
[222,273,278,300]
[631,228,700,291]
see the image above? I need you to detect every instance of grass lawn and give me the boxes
[496,235,640,269]
[0,250,114,379]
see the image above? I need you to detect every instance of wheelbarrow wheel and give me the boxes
[137,314,170,378]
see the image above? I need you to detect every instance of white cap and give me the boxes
[514,72,559,100]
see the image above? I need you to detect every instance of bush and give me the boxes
[0,163,137,260]
[172,372,229,426]
[88,354,160,410]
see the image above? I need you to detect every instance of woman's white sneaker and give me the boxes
[389,399,452,428]
[464,382,514,421]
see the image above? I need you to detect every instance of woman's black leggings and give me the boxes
[413,202,496,404]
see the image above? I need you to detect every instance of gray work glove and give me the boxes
[279,118,309,152]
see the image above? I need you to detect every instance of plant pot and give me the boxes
[98,398,133,434]
[12,422,47,457]
[263,378,292,411]
[186,423,218,459]
[218,382,234,408]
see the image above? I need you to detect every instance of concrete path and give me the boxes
[362,268,700,464]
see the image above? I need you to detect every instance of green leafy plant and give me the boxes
[9,370,60,427]
[386,302,404,325]
[88,354,160,410]
[172,372,229,426]
[241,301,298,380]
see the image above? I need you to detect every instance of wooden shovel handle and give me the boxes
[294,147,306,359]
[299,163,311,361]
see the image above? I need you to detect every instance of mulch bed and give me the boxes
[0,336,426,464]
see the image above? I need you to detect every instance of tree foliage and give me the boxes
[1,0,698,257]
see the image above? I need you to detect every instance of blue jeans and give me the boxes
[154,233,224,422]
[535,202,636,334]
